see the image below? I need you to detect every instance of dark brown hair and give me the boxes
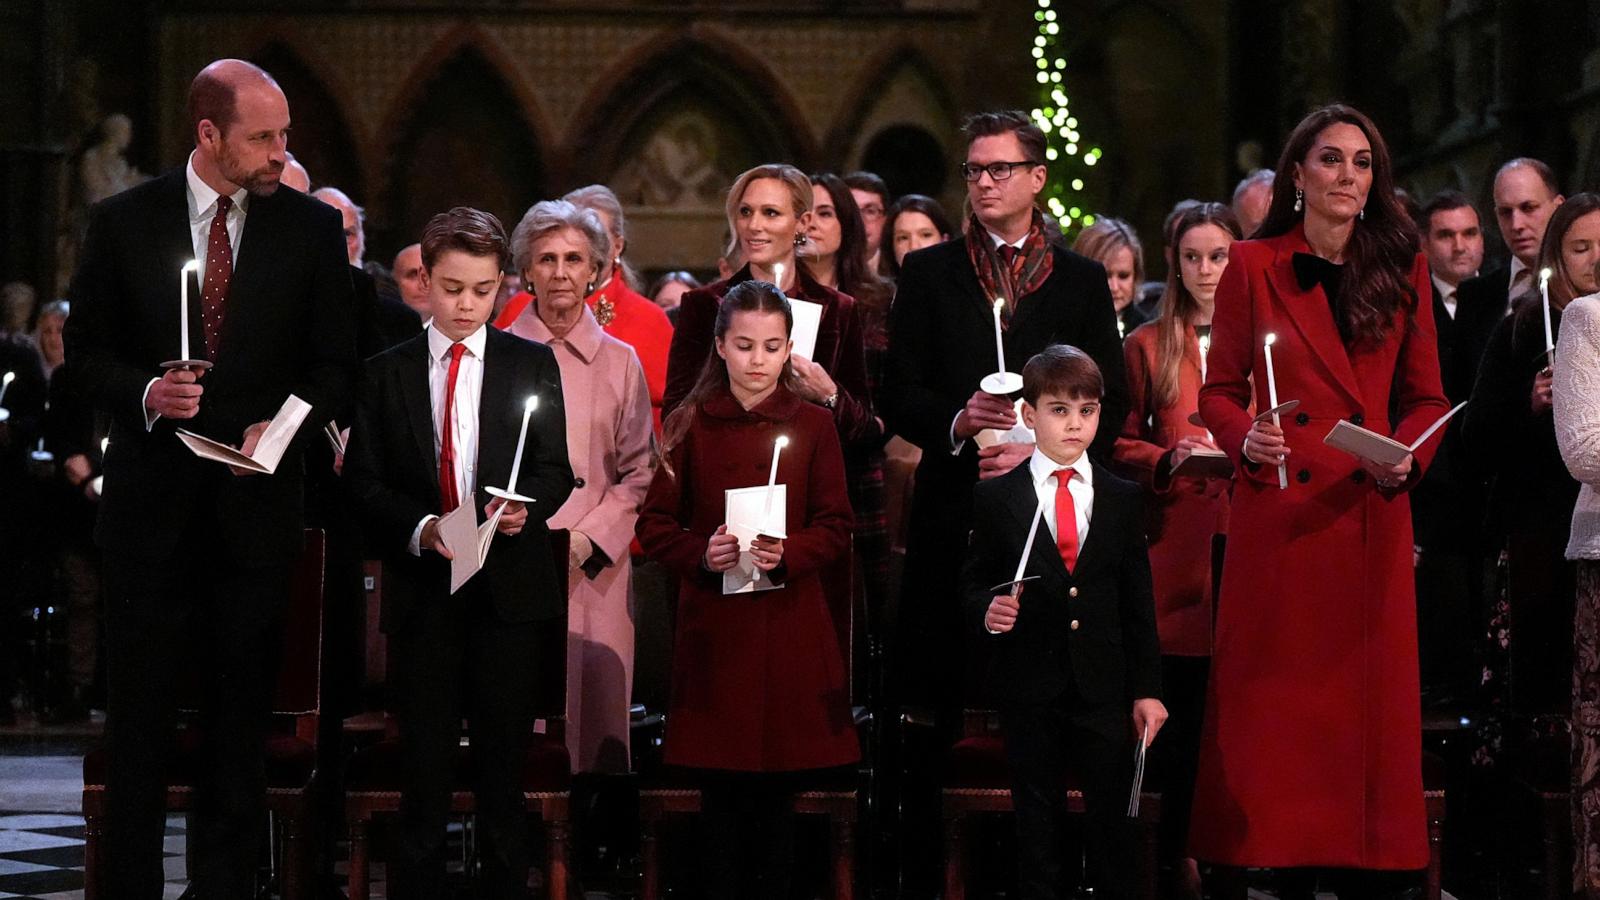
[1421,189,1477,228]
[420,206,509,271]
[1022,344,1104,405]
[659,281,796,475]
[1535,191,1600,307]
[962,110,1047,165]
[1257,103,1419,348]
[879,194,955,279]
[1152,203,1242,409]
[843,171,890,209]
[809,173,891,314]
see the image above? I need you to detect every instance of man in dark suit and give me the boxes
[1413,189,1488,706]
[880,110,1129,709]
[964,345,1163,900]
[62,59,356,897]
[1448,157,1563,403]
[312,186,422,358]
[343,207,573,899]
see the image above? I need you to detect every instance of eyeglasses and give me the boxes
[959,161,1042,183]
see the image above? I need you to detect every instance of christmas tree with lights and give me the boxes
[1028,0,1101,238]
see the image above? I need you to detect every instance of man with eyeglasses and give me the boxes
[845,170,891,272]
[878,108,1128,895]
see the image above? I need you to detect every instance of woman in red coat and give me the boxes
[1192,104,1450,898]
[1113,201,1241,899]
[637,280,858,899]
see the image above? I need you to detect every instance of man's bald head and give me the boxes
[282,153,310,193]
[393,243,428,314]
[187,59,290,198]
[313,187,366,265]
[187,59,283,140]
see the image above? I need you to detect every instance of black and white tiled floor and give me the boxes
[0,812,187,900]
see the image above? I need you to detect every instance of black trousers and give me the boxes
[1151,654,1207,864]
[696,770,801,900]
[1000,688,1137,900]
[386,583,541,900]
[100,540,293,899]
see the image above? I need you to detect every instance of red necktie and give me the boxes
[438,343,467,514]
[1055,468,1079,572]
[999,244,1020,267]
[201,195,233,361]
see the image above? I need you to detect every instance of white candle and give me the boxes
[762,435,790,523]
[992,298,1008,375]
[1198,334,1213,442]
[506,395,538,492]
[1541,267,1556,358]
[1263,332,1287,490]
[772,262,786,296]
[180,259,199,360]
[1012,494,1047,588]
[0,371,13,408]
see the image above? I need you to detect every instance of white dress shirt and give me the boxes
[1027,447,1094,551]
[1509,256,1532,314]
[141,155,253,430]
[185,151,248,273]
[1431,273,1459,320]
[409,323,488,554]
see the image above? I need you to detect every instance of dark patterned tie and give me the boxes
[201,195,233,361]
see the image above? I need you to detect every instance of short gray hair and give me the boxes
[510,199,610,279]
[563,184,626,238]
[1232,168,1275,206]
[311,186,365,224]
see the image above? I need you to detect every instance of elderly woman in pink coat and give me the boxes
[508,199,655,773]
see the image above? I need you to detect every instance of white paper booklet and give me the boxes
[324,420,347,455]
[974,398,1036,449]
[723,484,787,595]
[440,500,508,594]
[787,297,825,361]
[176,394,312,475]
[1323,401,1467,468]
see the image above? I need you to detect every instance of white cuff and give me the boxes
[142,378,161,431]
[408,514,438,556]
[949,410,966,456]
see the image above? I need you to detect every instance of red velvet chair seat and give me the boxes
[82,730,316,790]
[343,733,571,794]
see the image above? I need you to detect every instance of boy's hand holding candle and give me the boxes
[704,524,740,573]
[985,589,1022,634]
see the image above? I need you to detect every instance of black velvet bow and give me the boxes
[1291,252,1344,295]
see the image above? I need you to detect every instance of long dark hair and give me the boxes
[1153,203,1241,409]
[879,194,955,279]
[807,173,891,315]
[1536,191,1600,307]
[659,280,796,476]
[1257,104,1419,348]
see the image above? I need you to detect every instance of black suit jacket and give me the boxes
[961,460,1161,707]
[63,170,357,565]
[879,236,1130,703]
[352,265,423,360]
[1448,264,1512,405]
[344,326,574,632]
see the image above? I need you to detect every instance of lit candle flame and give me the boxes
[525,395,538,413]
[1264,332,1277,347]
[775,435,790,449]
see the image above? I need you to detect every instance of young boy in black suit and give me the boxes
[962,343,1166,900]
[343,207,573,899]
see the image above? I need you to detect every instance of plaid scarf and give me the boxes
[964,208,1056,326]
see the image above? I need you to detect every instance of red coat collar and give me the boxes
[699,383,805,422]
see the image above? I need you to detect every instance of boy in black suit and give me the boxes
[962,344,1166,900]
[344,207,573,899]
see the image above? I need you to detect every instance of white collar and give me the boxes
[1431,272,1459,299]
[426,322,488,362]
[986,228,1028,251]
[1028,446,1094,489]
[185,151,249,222]
[1510,256,1530,288]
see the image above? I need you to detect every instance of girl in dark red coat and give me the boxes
[1113,201,1241,899]
[637,280,858,899]
[1192,105,1449,898]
